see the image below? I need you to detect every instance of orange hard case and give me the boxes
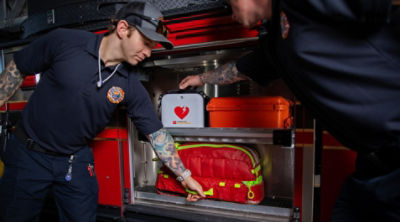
[206,96,292,128]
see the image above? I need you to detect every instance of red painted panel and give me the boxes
[92,140,123,207]
[95,128,128,139]
[295,131,313,145]
[94,30,108,35]
[94,12,258,49]
[163,15,258,48]
[295,130,356,222]
[20,76,37,88]
[0,102,27,111]
[323,133,343,147]
[320,147,357,222]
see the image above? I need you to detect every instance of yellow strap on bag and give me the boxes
[186,188,214,196]
[242,176,263,199]
[251,165,261,175]
[247,187,255,199]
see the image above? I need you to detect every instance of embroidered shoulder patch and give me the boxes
[107,86,125,104]
[280,11,290,39]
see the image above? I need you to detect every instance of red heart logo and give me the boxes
[174,106,189,119]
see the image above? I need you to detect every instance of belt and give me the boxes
[14,121,69,157]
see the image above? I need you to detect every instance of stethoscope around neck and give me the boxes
[97,49,121,88]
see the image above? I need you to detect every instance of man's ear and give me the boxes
[116,20,130,39]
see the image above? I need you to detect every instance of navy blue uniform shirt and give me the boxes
[237,0,400,152]
[14,28,163,154]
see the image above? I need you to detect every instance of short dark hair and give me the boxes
[106,18,118,34]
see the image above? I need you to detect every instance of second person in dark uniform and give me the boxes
[179,0,400,221]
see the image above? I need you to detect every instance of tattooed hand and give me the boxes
[181,176,205,201]
[148,128,186,176]
[179,62,249,90]
[148,128,205,200]
[179,74,204,90]
[0,60,25,107]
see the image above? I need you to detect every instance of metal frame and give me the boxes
[300,120,319,222]
[125,44,298,221]
[127,118,136,205]
[0,0,27,29]
[133,192,292,222]
[127,127,296,221]
[167,127,293,146]
[0,49,4,71]
[301,143,315,222]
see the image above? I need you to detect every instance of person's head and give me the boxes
[229,0,272,28]
[107,1,173,66]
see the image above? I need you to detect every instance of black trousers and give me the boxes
[0,134,98,222]
[331,154,400,222]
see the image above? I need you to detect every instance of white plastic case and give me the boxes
[161,93,204,128]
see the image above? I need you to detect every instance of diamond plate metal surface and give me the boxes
[148,0,220,11]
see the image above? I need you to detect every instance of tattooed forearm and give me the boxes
[148,128,186,176]
[0,60,25,106]
[199,62,249,85]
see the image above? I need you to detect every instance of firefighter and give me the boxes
[179,0,400,221]
[0,2,204,222]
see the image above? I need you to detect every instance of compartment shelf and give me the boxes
[166,127,294,147]
[132,189,292,222]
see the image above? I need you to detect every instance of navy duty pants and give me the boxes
[0,134,98,222]
[331,168,400,222]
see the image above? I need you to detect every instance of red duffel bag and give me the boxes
[155,143,264,204]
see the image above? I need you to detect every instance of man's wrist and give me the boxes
[176,169,191,182]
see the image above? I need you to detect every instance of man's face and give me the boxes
[121,28,155,66]
[230,0,272,28]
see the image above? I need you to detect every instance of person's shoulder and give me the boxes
[42,28,95,52]
[48,28,94,42]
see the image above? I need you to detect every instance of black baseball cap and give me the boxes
[115,1,173,49]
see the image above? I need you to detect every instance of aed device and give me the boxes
[161,92,205,128]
